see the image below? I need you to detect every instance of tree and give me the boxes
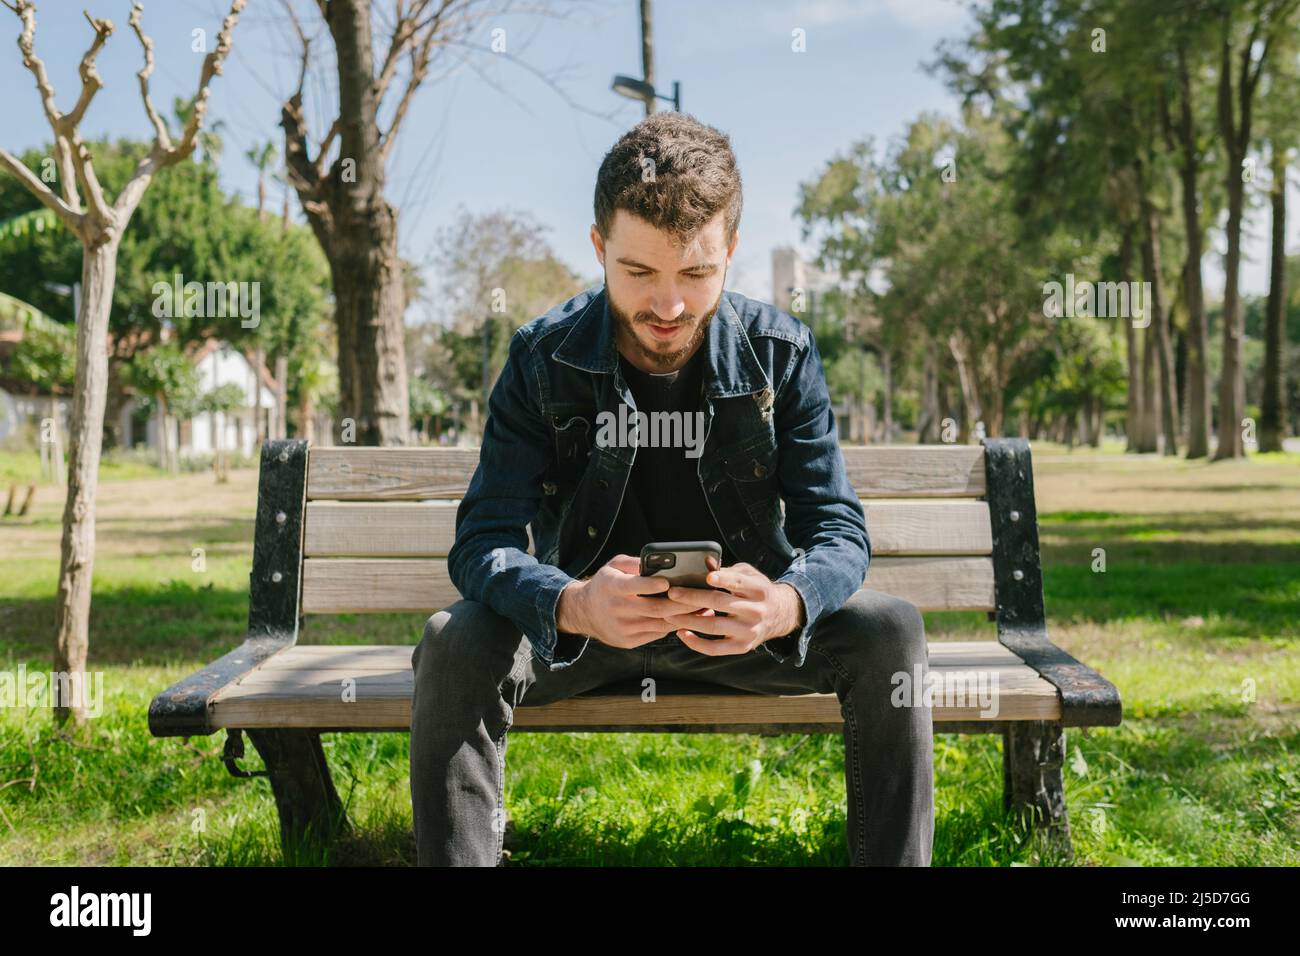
[277,0,595,446]
[200,381,245,480]
[1,139,333,450]
[246,141,278,222]
[1212,0,1300,460]
[1256,26,1299,451]
[121,343,202,472]
[0,0,244,727]
[416,207,584,425]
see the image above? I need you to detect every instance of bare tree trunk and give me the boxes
[254,346,267,443]
[53,239,118,726]
[1176,48,1212,458]
[1214,25,1252,460]
[275,354,288,440]
[156,394,169,470]
[1139,179,1179,455]
[329,227,409,444]
[328,10,409,446]
[947,333,981,441]
[1120,225,1143,452]
[298,393,315,443]
[640,0,655,116]
[1260,145,1288,452]
[920,338,940,443]
[1139,320,1159,453]
[881,349,893,443]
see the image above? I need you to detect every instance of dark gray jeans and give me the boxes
[409,588,934,866]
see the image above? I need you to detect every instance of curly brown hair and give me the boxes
[594,112,743,249]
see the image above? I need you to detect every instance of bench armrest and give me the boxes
[998,624,1122,728]
[148,632,295,737]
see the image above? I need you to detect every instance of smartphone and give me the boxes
[640,541,728,640]
[639,541,723,588]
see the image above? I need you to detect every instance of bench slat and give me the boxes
[207,641,1059,728]
[299,556,997,614]
[302,499,993,558]
[306,445,988,500]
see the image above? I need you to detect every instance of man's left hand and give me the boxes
[661,557,806,656]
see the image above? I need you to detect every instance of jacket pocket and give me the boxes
[718,434,782,524]
[548,407,594,486]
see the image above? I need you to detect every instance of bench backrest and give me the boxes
[244,439,1047,640]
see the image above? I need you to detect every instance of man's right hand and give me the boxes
[555,554,707,649]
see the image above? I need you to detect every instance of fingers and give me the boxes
[627,593,706,618]
[663,585,743,612]
[662,609,747,639]
[675,629,748,656]
[705,563,766,597]
[618,573,670,595]
[607,554,642,574]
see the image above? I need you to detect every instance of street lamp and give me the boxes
[611,74,680,111]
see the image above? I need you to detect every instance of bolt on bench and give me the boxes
[148,437,1121,861]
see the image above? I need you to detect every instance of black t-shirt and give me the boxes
[592,346,736,571]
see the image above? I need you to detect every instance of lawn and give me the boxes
[1,440,1297,866]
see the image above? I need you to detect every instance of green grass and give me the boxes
[1,443,1297,866]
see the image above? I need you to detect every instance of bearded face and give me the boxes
[592,208,737,374]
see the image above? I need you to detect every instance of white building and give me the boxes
[120,339,281,459]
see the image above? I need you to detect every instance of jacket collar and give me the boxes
[553,285,770,398]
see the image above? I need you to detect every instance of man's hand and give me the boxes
[660,556,807,656]
[555,554,705,650]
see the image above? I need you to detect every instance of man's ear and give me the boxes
[590,224,605,265]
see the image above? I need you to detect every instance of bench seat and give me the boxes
[205,639,1061,732]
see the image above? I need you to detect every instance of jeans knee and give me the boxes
[842,591,928,671]
[413,599,521,687]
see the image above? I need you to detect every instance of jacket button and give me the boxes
[753,460,768,478]
[597,478,609,489]
[587,526,598,538]
[542,481,557,495]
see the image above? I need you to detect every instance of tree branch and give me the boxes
[63,11,112,130]
[7,0,82,212]
[126,3,172,150]
[0,147,84,234]
[116,0,247,218]
[380,22,441,161]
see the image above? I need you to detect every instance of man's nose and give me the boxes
[650,287,687,322]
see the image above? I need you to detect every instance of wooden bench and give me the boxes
[148,437,1122,861]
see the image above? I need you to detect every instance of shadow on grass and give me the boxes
[1,583,426,665]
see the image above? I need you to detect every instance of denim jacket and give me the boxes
[447,284,871,671]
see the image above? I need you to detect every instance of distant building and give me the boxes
[118,339,282,459]
[0,320,71,446]
[771,246,839,317]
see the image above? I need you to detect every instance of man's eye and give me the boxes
[627,271,708,279]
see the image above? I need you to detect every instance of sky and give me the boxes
[1,0,1293,321]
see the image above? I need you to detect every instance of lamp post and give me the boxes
[611,75,680,113]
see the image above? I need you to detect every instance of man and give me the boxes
[410,112,933,866]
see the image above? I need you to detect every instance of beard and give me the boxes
[607,267,725,372]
